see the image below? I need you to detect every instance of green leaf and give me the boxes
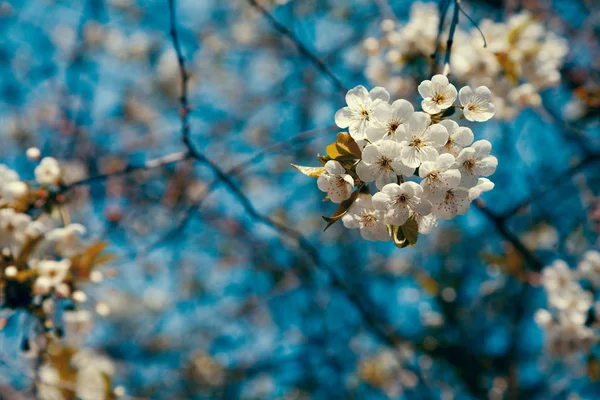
[387,224,408,248]
[290,164,326,178]
[322,186,362,231]
[386,216,419,248]
[401,216,419,247]
[440,106,456,118]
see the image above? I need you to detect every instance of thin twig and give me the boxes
[59,151,190,193]
[246,0,348,94]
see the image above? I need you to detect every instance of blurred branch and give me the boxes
[246,0,348,94]
[59,151,190,193]
[475,201,544,270]
[500,153,600,219]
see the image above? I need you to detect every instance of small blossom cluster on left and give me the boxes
[0,150,112,350]
[293,76,497,247]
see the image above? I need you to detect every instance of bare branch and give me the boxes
[246,0,348,94]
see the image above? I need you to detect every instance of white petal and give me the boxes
[453,127,474,146]
[431,74,449,86]
[418,80,433,99]
[325,160,345,175]
[439,119,458,134]
[458,86,473,107]
[369,86,391,103]
[373,102,392,122]
[334,107,354,128]
[372,191,391,210]
[317,175,331,192]
[346,85,369,109]
[361,144,380,163]
[424,124,449,147]
[436,153,456,169]
[392,157,416,176]
[356,161,376,182]
[400,146,421,169]
[471,140,492,156]
[391,99,414,121]
[376,171,397,190]
[419,161,436,178]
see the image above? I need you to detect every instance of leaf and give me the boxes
[326,132,361,160]
[335,132,362,158]
[417,272,440,295]
[386,216,419,249]
[71,241,114,279]
[317,155,331,166]
[400,216,419,247]
[440,106,456,118]
[495,52,519,85]
[290,164,326,178]
[322,186,362,231]
[387,224,409,248]
[16,236,44,267]
[588,356,599,382]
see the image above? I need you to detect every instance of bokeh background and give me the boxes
[1,0,599,398]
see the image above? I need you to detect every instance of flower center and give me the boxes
[445,137,454,151]
[361,108,370,121]
[410,136,425,149]
[387,120,400,136]
[428,170,441,182]
[377,156,394,172]
[335,176,347,188]
[444,191,454,202]
[362,214,377,226]
[463,158,476,172]
[394,194,408,206]
[433,93,446,105]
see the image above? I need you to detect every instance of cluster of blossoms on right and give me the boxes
[364,4,568,119]
[295,75,497,246]
[536,251,600,357]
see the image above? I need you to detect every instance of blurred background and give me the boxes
[0,0,599,398]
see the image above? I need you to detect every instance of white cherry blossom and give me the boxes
[468,178,495,201]
[356,141,414,190]
[33,259,71,295]
[342,194,389,241]
[418,74,457,114]
[398,112,448,168]
[454,140,498,188]
[418,153,461,203]
[372,182,432,226]
[459,86,495,122]
[435,187,470,220]
[46,223,88,258]
[366,99,414,143]
[35,157,61,185]
[316,161,354,203]
[577,250,600,288]
[437,120,474,157]
[335,85,390,141]
[414,211,437,234]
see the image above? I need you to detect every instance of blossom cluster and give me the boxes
[0,151,115,395]
[536,251,600,356]
[364,3,568,119]
[294,75,497,246]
